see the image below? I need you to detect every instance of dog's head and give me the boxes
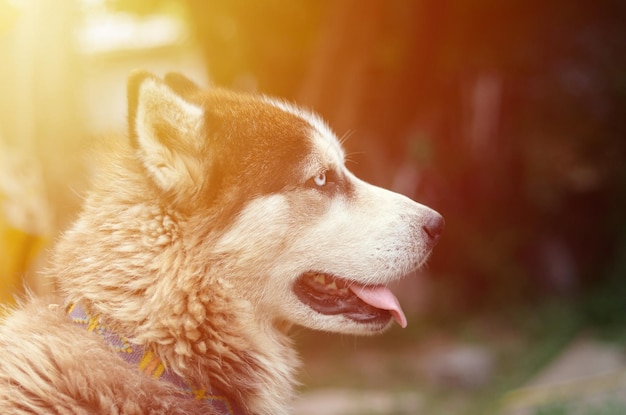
[126,71,443,336]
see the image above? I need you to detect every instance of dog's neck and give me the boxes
[52,188,300,415]
[66,302,245,414]
[60,279,298,415]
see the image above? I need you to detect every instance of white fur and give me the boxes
[134,78,205,192]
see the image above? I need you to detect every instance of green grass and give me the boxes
[534,401,626,415]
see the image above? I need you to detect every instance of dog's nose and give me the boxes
[422,212,444,246]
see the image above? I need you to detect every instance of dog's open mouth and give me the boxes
[293,272,407,328]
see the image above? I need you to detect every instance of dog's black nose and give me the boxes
[422,212,445,246]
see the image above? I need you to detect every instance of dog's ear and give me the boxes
[163,72,201,96]
[127,70,205,194]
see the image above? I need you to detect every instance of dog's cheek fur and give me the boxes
[208,191,396,335]
[210,173,438,334]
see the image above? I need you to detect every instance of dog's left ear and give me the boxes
[163,72,201,96]
[127,70,205,195]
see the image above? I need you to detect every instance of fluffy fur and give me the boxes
[0,71,443,414]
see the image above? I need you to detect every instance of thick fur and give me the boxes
[0,71,442,414]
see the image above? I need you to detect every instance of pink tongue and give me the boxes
[349,285,407,328]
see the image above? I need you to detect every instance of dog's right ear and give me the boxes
[127,70,205,195]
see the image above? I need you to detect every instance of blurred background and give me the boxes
[1,0,625,413]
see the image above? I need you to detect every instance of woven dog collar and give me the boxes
[66,302,242,415]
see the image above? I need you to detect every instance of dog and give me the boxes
[0,71,443,414]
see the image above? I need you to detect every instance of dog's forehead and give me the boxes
[308,128,344,167]
[264,97,345,167]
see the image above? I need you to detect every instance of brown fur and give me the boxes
[0,71,442,414]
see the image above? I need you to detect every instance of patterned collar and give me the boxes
[66,303,242,415]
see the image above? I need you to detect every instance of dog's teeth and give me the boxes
[326,281,338,291]
[338,287,349,295]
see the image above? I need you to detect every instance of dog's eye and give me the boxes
[313,171,327,187]
[306,169,341,191]
[306,170,337,190]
